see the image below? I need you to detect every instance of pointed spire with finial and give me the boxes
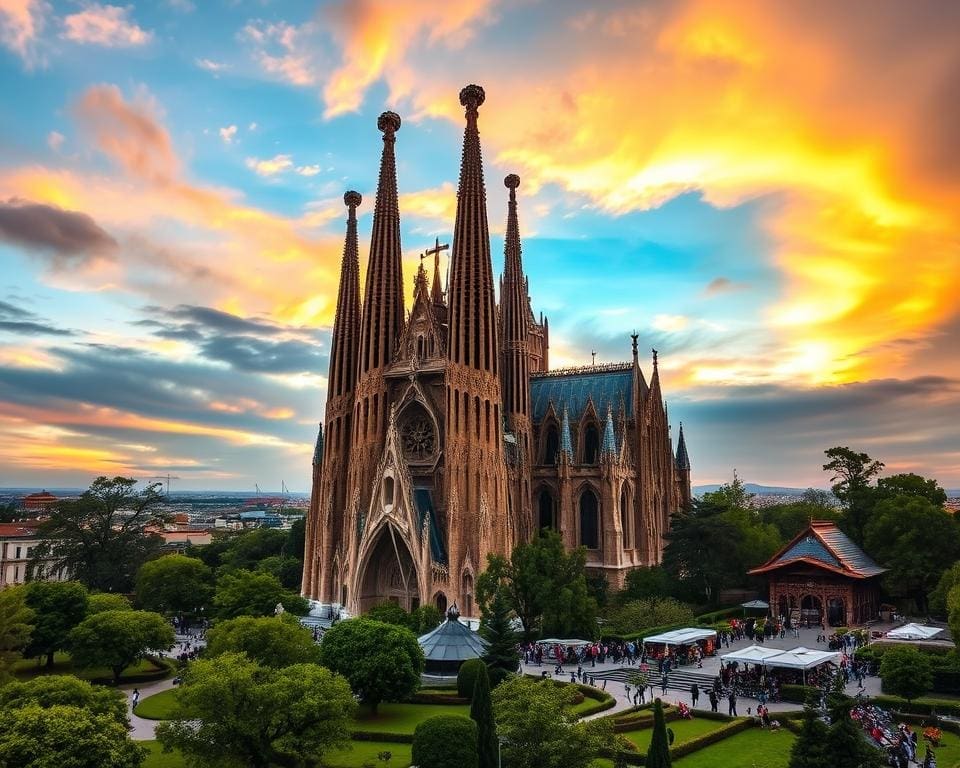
[501,172,530,427]
[312,423,324,467]
[430,237,445,305]
[560,406,573,459]
[328,191,363,400]
[448,84,498,373]
[359,112,404,375]
[602,406,617,457]
[676,422,691,471]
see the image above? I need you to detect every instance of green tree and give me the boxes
[136,554,214,615]
[930,561,960,616]
[410,604,443,635]
[645,698,672,768]
[760,501,841,542]
[0,503,17,523]
[0,704,146,768]
[0,675,127,724]
[662,503,740,603]
[788,696,829,768]
[23,580,88,668]
[366,600,413,628]
[825,694,882,767]
[30,477,168,592]
[880,645,932,702]
[604,598,694,635]
[876,473,947,507]
[480,589,519,685]
[458,658,486,699]
[205,614,321,667]
[864,496,960,612]
[288,516,306,561]
[0,587,33,679]
[948,584,960,646]
[87,593,132,614]
[68,609,173,685]
[476,530,597,639]
[412,715,478,768]
[219,527,289,571]
[471,664,498,768]
[157,652,355,768]
[319,618,424,713]
[256,554,303,590]
[823,447,883,545]
[212,569,308,619]
[492,676,612,768]
[620,566,674,603]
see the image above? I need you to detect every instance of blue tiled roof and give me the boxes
[777,535,840,568]
[414,488,447,565]
[560,408,573,456]
[602,409,616,454]
[817,526,887,577]
[530,366,634,421]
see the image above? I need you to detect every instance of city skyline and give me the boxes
[1,1,958,491]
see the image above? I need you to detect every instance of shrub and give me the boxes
[412,715,478,768]
[781,684,820,703]
[881,645,933,701]
[458,658,486,700]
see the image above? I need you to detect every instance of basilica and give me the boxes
[302,85,692,617]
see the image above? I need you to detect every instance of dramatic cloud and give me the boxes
[0,300,73,336]
[0,198,117,263]
[62,3,152,47]
[0,0,46,64]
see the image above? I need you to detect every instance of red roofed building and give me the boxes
[748,520,886,627]
[22,491,57,511]
[0,523,67,587]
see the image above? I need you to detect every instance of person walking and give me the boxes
[690,683,700,708]
[709,689,718,713]
[728,691,738,717]
[661,673,668,695]
[132,688,140,709]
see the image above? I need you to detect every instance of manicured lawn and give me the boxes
[353,702,470,734]
[622,716,732,752]
[12,652,170,683]
[673,727,795,768]
[322,741,413,768]
[135,688,181,720]
[142,741,186,768]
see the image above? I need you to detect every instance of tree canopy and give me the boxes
[205,614,321,667]
[23,580,88,668]
[0,675,127,724]
[492,676,612,768]
[823,447,884,545]
[476,530,597,639]
[480,588,519,684]
[0,587,33,679]
[136,554,214,615]
[212,569,308,619]
[87,593,132,614]
[318,618,424,713]
[880,645,932,702]
[68,609,173,684]
[30,477,168,592]
[156,652,355,768]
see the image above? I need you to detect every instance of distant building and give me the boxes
[748,520,886,627]
[21,491,57,512]
[0,522,68,586]
[160,530,213,551]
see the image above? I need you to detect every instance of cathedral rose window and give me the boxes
[401,414,435,459]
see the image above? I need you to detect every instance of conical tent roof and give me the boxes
[418,604,488,662]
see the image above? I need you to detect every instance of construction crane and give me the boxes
[147,475,180,496]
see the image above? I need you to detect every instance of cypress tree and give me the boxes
[825,694,882,768]
[645,698,672,768]
[471,663,498,768]
[788,696,829,768]
[480,589,519,685]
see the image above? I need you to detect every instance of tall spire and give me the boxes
[359,111,404,375]
[676,422,691,471]
[312,423,324,467]
[560,406,573,459]
[448,84,498,373]
[328,191,362,400]
[602,406,617,457]
[430,237,444,305]
[500,172,530,428]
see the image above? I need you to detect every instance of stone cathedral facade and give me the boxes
[302,85,692,617]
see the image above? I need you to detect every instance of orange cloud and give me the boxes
[62,3,152,47]
[0,0,45,63]
[398,182,457,227]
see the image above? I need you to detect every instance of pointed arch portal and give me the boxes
[357,524,420,613]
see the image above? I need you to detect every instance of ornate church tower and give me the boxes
[444,85,509,613]
[499,174,533,543]
[348,111,405,545]
[304,191,362,602]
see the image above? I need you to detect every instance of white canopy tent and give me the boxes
[643,628,717,646]
[762,647,840,670]
[886,624,944,641]
[720,645,789,666]
[537,638,593,647]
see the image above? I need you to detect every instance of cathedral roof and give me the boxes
[675,423,691,471]
[748,521,886,579]
[414,488,447,564]
[602,408,617,455]
[530,364,634,421]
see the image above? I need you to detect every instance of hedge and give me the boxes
[412,715,478,768]
[406,691,470,705]
[604,716,756,764]
[89,655,174,686]
[457,658,485,699]
[870,695,960,718]
[575,683,616,718]
[695,606,745,624]
[351,730,415,744]
[780,684,819,704]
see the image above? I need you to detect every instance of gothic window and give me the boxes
[400,408,435,460]
[543,424,559,465]
[435,592,447,613]
[620,487,631,548]
[383,476,395,507]
[462,573,474,617]
[538,487,555,532]
[579,488,599,549]
[583,423,600,464]
[417,336,425,358]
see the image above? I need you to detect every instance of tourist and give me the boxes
[709,689,718,713]
[728,691,738,717]
[132,688,140,708]
[690,683,699,708]
[661,673,668,695]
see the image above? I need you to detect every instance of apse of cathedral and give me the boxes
[301,85,692,618]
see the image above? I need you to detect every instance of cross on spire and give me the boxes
[426,236,449,304]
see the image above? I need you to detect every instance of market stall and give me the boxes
[886,623,944,641]
[642,627,718,664]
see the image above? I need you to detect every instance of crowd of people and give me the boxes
[851,702,938,767]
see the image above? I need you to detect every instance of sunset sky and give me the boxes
[0,0,958,491]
